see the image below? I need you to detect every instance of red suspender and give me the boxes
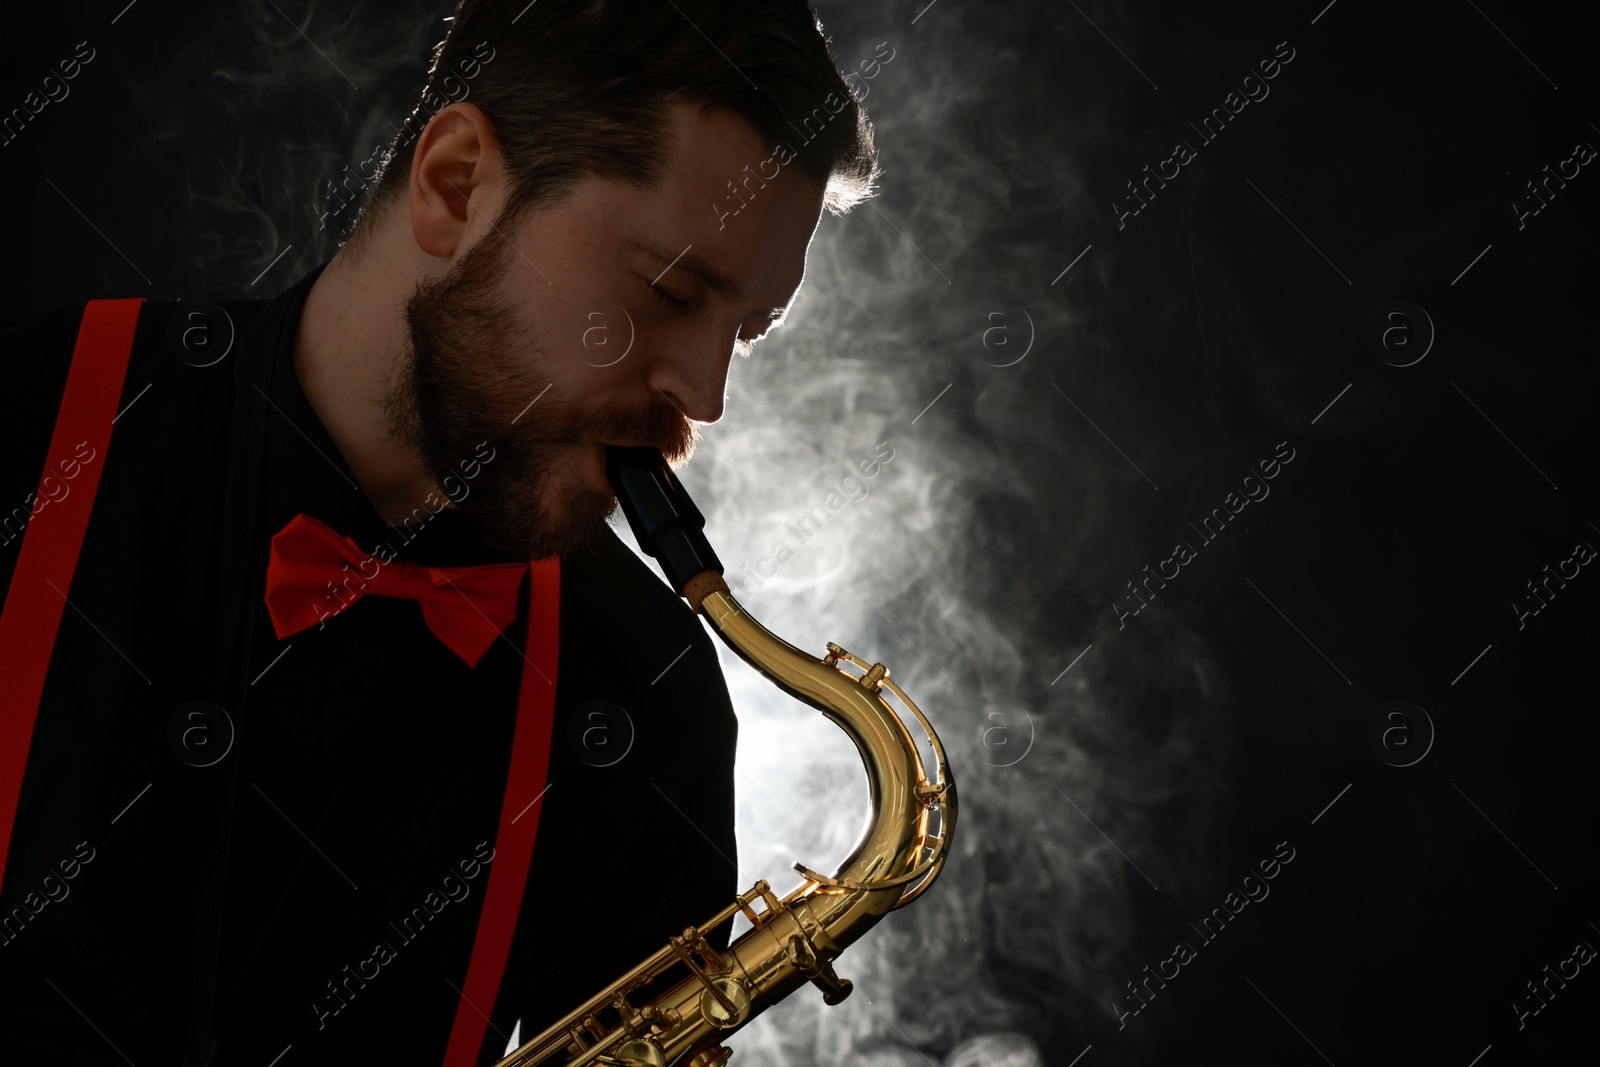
[1,296,559,1064]
[0,298,143,897]
[443,556,561,1066]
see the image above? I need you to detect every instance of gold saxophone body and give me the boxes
[491,447,958,1067]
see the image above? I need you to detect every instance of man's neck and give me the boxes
[292,234,452,526]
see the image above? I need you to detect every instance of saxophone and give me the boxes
[490,446,958,1067]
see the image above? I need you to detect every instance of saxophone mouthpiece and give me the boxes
[604,445,724,596]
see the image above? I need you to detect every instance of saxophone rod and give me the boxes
[514,879,778,1047]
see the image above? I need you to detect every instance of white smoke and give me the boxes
[654,3,1239,1065]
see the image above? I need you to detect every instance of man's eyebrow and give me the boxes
[619,236,789,320]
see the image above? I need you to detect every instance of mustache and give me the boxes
[524,385,700,463]
[566,391,701,465]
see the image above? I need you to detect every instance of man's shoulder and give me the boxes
[0,293,279,601]
[0,300,87,338]
[0,293,278,383]
[0,301,94,385]
[0,293,279,467]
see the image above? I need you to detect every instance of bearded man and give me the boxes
[0,2,879,1063]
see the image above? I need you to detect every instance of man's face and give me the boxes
[385,101,827,559]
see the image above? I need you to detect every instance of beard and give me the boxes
[381,215,699,560]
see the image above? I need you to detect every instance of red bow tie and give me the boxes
[263,512,528,667]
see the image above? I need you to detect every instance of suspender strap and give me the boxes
[0,297,143,897]
[443,556,562,1067]
[0,294,557,1065]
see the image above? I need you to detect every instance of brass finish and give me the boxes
[492,570,957,1066]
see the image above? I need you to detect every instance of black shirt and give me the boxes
[0,263,740,1066]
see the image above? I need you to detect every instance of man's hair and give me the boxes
[346,0,881,246]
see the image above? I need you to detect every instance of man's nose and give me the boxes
[647,336,736,424]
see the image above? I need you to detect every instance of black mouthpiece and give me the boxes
[604,446,724,595]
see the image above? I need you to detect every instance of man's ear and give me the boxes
[409,102,504,259]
